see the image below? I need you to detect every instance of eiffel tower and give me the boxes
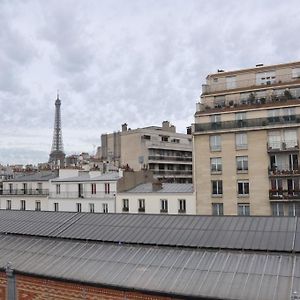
[49,93,65,167]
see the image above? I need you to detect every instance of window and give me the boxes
[235,112,247,127]
[268,131,281,149]
[256,71,276,85]
[212,203,223,216]
[54,203,59,212]
[35,201,41,211]
[20,200,26,211]
[292,68,300,78]
[76,203,82,212]
[238,203,250,216]
[211,157,222,173]
[210,114,221,129]
[284,129,298,149]
[138,199,145,212]
[178,199,186,213]
[56,184,61,195]
[78,184,83,198]
[268,109,280,123]
[89,203,95,212]
[288,203,300,216]
[214,96,225,108]
[161,136,169,142]
[102,203,108,213]
[236,156,248,172]
[237,180,249,196]
[283,108,296,122]
[9,183,13,194]
[23,183,27,194]
[210,135,221,151]
[235,133,247,149]
[212,180,223,196]
[272,203,284,216]
[122,199,129,212]
[91,183,96,195]
[160,199,168,213]
[105,183,110,194]
[6,200,11,210]
[226,76,236,89]
[37,183,43,194]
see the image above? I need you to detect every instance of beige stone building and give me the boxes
[193,61,300,216]
[101,121,193,183]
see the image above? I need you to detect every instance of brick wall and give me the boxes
[0,272,178,300]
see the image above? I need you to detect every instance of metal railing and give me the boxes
[151,170,193,175]
[269,189,300,200]
[194,115,300,132]
[49,192,115,199]
[267,140,299,151]
[0,189,49,196]
[148,155,192,162]
[269,165,300,176]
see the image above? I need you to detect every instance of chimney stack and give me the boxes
[122,123,128,132]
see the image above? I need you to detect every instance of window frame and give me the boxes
[212,203,224,216]
[212,180,223,196]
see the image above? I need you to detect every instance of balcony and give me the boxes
[49,191,115,199]
[267,140,299,152]
[269,189,300,201]
[269,167,300,177]
[148,155,192,162]
[194,115,300,133]
[151,170,193,176]
[0,189,49,196]
[138,207,145,213]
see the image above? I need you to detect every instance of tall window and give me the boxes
[160,199,168,213]
[272,203,284,216]
[211,157,222,173]
[122,199,129,212]
[210,115,221,129]
[178,199,186,213]
[20,200,26,211]
[283,108,296,122]
[102,203,108,213]
[235,112,247,127]
[76,203,82,212]
[78,184,83,198]
[212,180,223,196]
[212,203,223,216]
[91,183,96,195]
[236,156,248,172]
[268,109,280,123]
[238,203,250,216]
[23,183,27,194]
[37,183,43,194]
[237,180,249,196]
[284,129,297,148]
[54,202,59,212]
[89,203,95,213]
[6,200,11,210]
[9,183,13,194]
[138,199,145,212]
[56,184,61,195]
[288,203,300,216]
[35,201,41,211]
[268,131,281,150]
[105,183,110,194]
[235,133,247,149]
[210,135,221,151]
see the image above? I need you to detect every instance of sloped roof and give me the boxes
[7,171,58,182]
[51,172,120,182]
[124,183,193,193]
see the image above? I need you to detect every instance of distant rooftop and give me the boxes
[52,172,120,182]
[7,170,58,182]
[125,183,193,193]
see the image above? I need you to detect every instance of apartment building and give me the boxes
[193,61,300,216]
[116,182,195,214]
[0,171,58,211]
[101,121,193,183]
[48,169,120,213]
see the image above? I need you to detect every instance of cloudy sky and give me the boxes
[0,0,299,165]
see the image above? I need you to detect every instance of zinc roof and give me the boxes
[125,183,193,193]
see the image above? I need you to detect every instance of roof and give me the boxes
[0,211,300,299]
[124,183,194,193]
[7,171,58,182]
[0,210,299,252]
[0,234,298,300]
[52,172,120,182]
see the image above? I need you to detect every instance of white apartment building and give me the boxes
[0,171,58,211]
[116,182,195,214]
[49,169,120,213]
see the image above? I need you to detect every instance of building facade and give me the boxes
[49,169,120,213]
[116,182,195,214]
[0,171,57,211]
[101,121,193,183]
[193,61,300,216]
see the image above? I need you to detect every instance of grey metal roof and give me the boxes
[125,183,193,193]
[0,210,299,252]
[7,171,58,182]
[51,172,120,182]
[0,234,298,300]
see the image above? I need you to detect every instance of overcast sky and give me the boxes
[0,0,299,165]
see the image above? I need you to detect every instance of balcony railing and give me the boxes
[267,140,299,152]
[194,115,300,133]
[0,189,49,196]
[269,166,300,176]
[148,155,192,162]
[151,170,193,176]
[48,192,115,199]
[269,189,300,200]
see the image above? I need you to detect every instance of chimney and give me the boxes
[162,121,170,130]
[186,126,192,135]
[122,123,128,132]
[256,63,264,67]
[152,181,163,191]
